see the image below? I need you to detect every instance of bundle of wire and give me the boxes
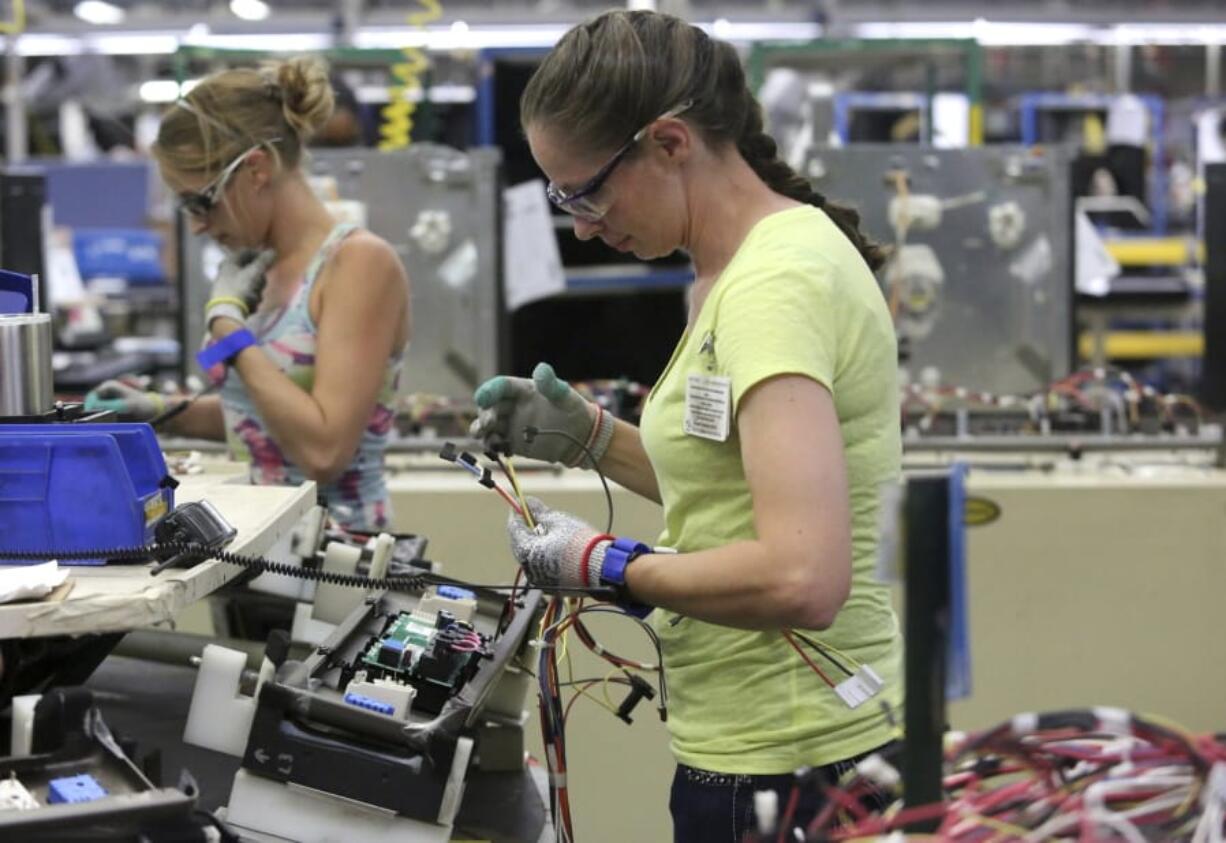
[535,596,668,842]
[901,365,1205,434]
[748,706,1226,842]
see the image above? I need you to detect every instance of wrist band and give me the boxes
[196,327,258,371]
[579,533,615,587]
[204,295,250,316]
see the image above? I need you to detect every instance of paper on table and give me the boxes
[502,179,566,311]
[0,561,70,604]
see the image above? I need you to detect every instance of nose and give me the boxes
[188,215,209,236]
[572,216,602,241]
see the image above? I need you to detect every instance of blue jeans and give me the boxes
[668,745,894,843]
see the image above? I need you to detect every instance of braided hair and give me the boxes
[521,10,886,272]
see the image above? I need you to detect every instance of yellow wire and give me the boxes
[500,454,535,528]
[805,634,862,669]
[600,667,620,711]
[959,813,1030,838]
[569,677,619,718]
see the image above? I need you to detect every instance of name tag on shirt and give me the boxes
[684,374,732,442]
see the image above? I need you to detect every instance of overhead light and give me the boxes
[450,21,469,35]
[854,19,1226,47]
[356,83,476,105]
[229,0,271,23]
[355,20,821,51]
[73,1,126,26]
[854,20,1095,46]
[139,80,181,103]
[139,78,200,103]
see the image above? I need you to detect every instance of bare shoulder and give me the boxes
[331,230,409,288]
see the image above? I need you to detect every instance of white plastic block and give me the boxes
[226,769,450,843]
[0,774,39,810]
[183,645,261,757]
[9,696,39,757]
[343,678,417,720]
[311,542,364,625]
[412,590,478,625]
[290,601,336,646]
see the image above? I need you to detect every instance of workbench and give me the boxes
[0,474,316,639]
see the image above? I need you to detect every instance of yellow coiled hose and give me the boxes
[378,0,444,150]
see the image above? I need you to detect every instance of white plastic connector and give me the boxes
[344,678,417,720]
[834,665,884,709]
[855,754,902,789]
[0,773,39,810]
[1092,706,1131,736]
[1201,762,1226,808]
[753,789,779,835]
[413,589,477,625]
[1011,712,1039,736]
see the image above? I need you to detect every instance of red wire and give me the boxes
[491,483,525,517]
[782,631,836,687]
[776,784,800,843]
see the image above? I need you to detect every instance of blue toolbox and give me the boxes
[0,423,175,565]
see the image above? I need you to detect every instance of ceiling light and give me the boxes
[73,1,125,26]
[229,0,270,23]
[139,80,181,103]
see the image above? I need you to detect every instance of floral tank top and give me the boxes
[218,223,402,531]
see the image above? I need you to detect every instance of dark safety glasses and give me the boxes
[545,101,692,222]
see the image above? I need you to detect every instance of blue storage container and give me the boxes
[0,423,174,565]
[73,228,165,286]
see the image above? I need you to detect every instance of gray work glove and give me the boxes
[83,380,166,422]
[471,362,614,467]
[205,249,276,329]
[507,497,609,589]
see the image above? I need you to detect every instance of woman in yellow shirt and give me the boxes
[473,11,903,841]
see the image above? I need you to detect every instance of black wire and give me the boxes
[150,382,221,429]
[0,543,427,593]
[524,425,615,534]
[566,605,668,709]
[789,630,856,677]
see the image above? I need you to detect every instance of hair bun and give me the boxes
[263,56,334,143]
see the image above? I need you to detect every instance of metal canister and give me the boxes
[0,313,53,417]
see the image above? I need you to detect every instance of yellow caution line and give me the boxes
[1103,237,1196,266]
[1079,330,1204,360]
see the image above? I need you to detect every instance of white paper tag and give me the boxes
[684,374,731,442]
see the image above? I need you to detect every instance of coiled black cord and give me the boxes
[0,543,428,593]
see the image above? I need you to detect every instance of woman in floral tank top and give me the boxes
[88,56,411,532]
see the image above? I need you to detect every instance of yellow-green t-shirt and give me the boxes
[638,204,903,774]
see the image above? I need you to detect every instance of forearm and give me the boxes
[230,348,347,480]
[624,540,842,631]
[597,417,661,503]
[161,395,226,441]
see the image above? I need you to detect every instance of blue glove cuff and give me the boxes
[196,328,258,371]
[600,537,654,619]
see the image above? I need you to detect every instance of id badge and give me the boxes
[684,374,732,442]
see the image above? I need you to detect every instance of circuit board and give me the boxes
[360,613,437,677]
[346,597,492,715]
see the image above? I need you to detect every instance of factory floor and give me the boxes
[84,655,549,841]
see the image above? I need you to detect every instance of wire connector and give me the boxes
[616,674,656,724]
[834,665,884,709]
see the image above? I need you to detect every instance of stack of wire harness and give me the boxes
[746,707,1226,842]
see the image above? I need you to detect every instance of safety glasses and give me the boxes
[177,139,279,219]
[545,101,692,223]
